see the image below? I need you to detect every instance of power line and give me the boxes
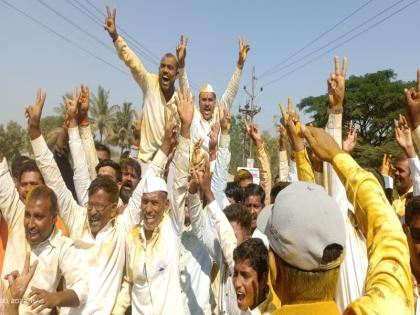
[0,0,129,77]
[37,0,115,54]
[259,0,375,79]
[65,0,103,26]
[260,0,405,82]
[262,0,418,88]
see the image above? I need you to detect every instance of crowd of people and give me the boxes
[0,5,420,315]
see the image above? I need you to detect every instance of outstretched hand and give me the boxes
[26,89,46,140]
[175,88,194,138]
[328,56,347,109]
[161,109,177,157]
[380,153,393,177]
[342,120,358,153]
[395,114,416,158]
[404,69,420,129]
[64,88,81,127]
[220,106,231,135]
[176,35,188,68]
[280,97,303,152]
[301,125,343,163]
[104,6,118,41]
[78,85,90,126]
[244,119,262,148]
[237,36,250,69]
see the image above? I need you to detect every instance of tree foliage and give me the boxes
[90,86,118,143]
[297,69,414,167]
[0,121,29,160]
[111,102,136,155]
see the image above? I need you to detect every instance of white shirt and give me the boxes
[188,194,241,315]
[31,135,168,315]
[113,135,190,315]
[114,35,188,163]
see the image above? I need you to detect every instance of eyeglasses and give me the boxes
[85,202,114,213]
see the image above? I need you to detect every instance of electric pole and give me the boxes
[239,66,263,163]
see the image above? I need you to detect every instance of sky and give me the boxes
[1,0,419,134]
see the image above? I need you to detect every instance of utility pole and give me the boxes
[239,66,263,163]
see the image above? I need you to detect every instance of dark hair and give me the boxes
[224,204,252,236]
[120,150,130,159]
[234,169,253,183]
[244,183,265,204]
[225,181,244,203]
[18,160,44,184]
[11,155,31,179]
[95,159,122,182]
[270,181,290,203]
[88,176,119,204]
[95,143,111,158]
[26,184,58,215]
[233,238,268,281]
[120,158,141,180]
[406,195,420,226]
[161,53,179,69]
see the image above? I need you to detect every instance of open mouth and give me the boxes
[27,230,39,241]
[162,75,170,84]
[236,292,245,304]
[89,217,101,226]
[145,214,156,225]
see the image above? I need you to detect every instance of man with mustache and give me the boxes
[27,89,178,314]
[119,158,141,204]
[104,6,188,171]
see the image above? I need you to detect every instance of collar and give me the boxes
[30,227,61,250]
[139,213,167,245]
[87,216,116,239]
[275,301,339,315]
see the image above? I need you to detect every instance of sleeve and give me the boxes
[31,136,86,237]
[287,159,299,182]
[53,147,78,201]
[119,150,168,232]
[114,35,153,93]
[178,67,190,91]
[211,134,231,209]
[278,150,289,182]
[68,127,91,205]
[111,276,132,315]
[169,135,190,236]
[332,153,414,315]
[0,158,22,229]
[294,149,315,183]
[206,200,237,273]
[79,125,99,181]
[408,157,420,197]
[256,143,272,206]
[59,240,89,306]
[219,66,242,110]
[325,112,350,217]
[188,192,219,261]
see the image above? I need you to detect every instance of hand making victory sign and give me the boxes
[328,56,347,110]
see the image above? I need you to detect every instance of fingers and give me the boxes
[113,7,116,19]
[405,87,414,104]
[341,56,348,77]
[28,259,39,281]
[280,104,287,124]
[417,68,420,91]
[334,56,340,76]
[23,252,31,274]
[287,97,293,115]
[382,153,387,166]
[106,5,111,17]
[301,125,317,148]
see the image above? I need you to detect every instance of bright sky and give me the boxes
[1,0,419,134]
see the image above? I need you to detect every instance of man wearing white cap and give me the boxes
[258,126,413,314]
[188,37,250,152]
[112,88,194,315]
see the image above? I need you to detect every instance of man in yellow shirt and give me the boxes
[393,156,413,217]
[258,126,413,314]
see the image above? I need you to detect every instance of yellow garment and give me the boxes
[272,301,339,315]
[257,143,272,206]
[294,149,315,183]
[392,187,413,218]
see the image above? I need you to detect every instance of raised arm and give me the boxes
[404,69,420,149]
[104,6,152,92]
[26,90,86,238]
[245,120,271,205]
[211,108,231,209]
[395,114,420,196]
[218,37,250,110]
[303,126,414,314]
[0,155,22,229]
[176,35,190,92]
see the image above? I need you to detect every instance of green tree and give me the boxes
[40,115,64,148]
[0,121,29,160]
[112,102,136,155]
[298,69,414,167]
[90,86,117,143]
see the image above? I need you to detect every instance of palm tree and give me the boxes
[112,102,136,155]
[90,86,118,143]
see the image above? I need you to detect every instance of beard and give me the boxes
[119,181,134,204]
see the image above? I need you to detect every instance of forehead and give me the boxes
[395,159,409,169]
[234,259,256,273]
[199,92,215,100]
[26,197,52,214]
[98,166,116,175]
[20,171,43,183]
[246,195,262,204]
[89,188,111,203]
[142,191,166,201]
[160,55,177,66]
